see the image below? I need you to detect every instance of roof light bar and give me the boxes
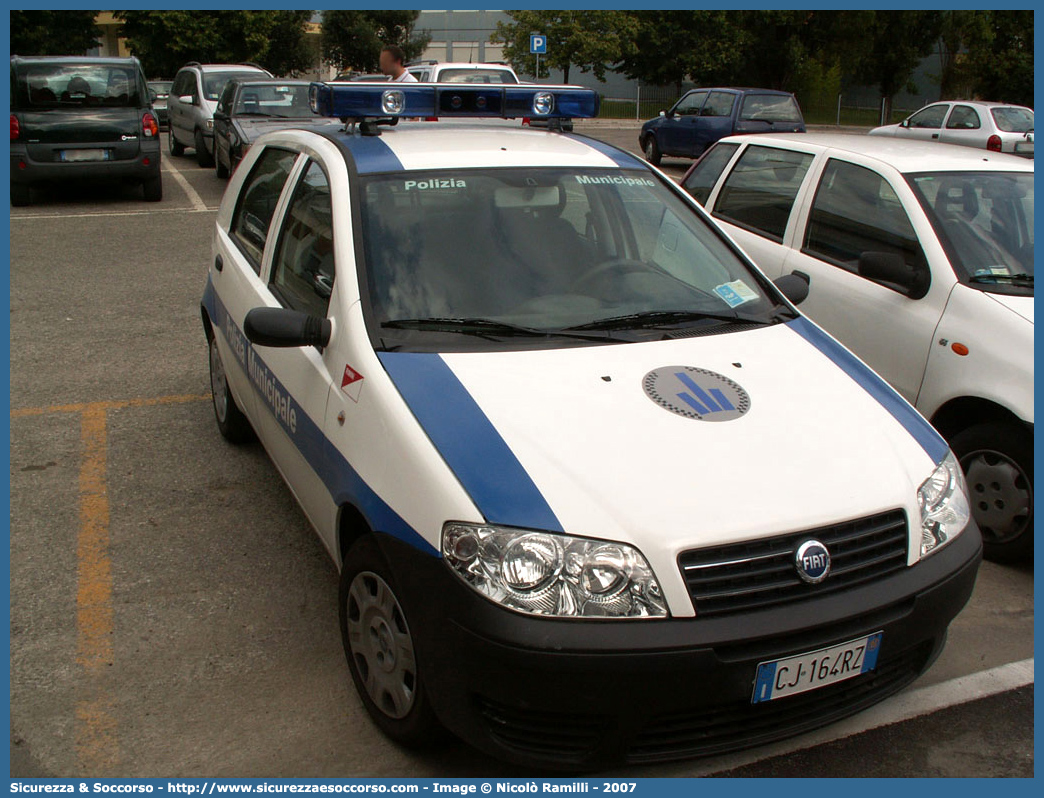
[308,82,600,121]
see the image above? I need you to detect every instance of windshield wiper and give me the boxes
[382,317,619,341]
[969,273,1033,286]
[564,309,769,332]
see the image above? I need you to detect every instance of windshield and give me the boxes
[908,171,1033,292]
[437,68,518,84]
[991,107,1033,133]
[149,81,172,94]
[360,168,783,348]
[14,63,143,108]
[740,94,802,123]
[234,83,315,118]
[203,71,264,101]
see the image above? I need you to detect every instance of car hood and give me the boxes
[235,116,343,143]
[868,124,900,137]
[985,291,1034,324]
[380,319,942,610]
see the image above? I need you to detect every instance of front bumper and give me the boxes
[379,524,982,769]
[11,141,161,186]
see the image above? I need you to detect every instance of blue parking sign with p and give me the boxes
[530,34,546,54]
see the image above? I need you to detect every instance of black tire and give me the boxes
[215,148,229,179]
[168,130,185,157]
[195,129,214,168]
[208,334,253,444]
[11,184,31,207]
[339,535,441,745]
[142,175,163,202]
[951,421,1033,563]
[642,134,662,166]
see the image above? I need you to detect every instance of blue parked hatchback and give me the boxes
[640,87,805,165]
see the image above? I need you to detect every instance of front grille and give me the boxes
[476,697,608,764]
[628,641,930,764]
[679,510,909,617]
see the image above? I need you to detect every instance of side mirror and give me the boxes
[244,307,331,348]
[857,251,928,297]
[774,272,810,306]
[899,119,910,129]
[659,109,668,118]
[179,94,195,106]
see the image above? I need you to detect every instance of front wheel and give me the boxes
[951,421,1033,563]
[195,129,214,168]
[208,334,253,443]
[168,130,185,156]
[642,135,662,166]
[339,535,441,745]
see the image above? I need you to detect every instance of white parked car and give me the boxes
[869,101,1033,158]
[406,60,519,84]
[201,85,980,768]
[681,134,1033,561]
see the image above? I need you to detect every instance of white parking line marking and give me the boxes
[161,157,208,211]
[618,658,1035,776]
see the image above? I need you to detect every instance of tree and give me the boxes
[116,11,314,79]
[11,10,100,57]
[617,11,745,90]
[963,10,1033,107]
[934,11,990,100]
[491,10,638,83]
[320,10,430,74]
[854,11,944,121]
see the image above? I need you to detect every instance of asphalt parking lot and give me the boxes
[8,128,1034,778]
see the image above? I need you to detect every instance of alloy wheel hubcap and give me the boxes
[209,339,228,423]
[346,571,417,719]
[961,449,1032,544]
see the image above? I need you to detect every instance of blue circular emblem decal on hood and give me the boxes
[643,366,750,422]
[795,540,831,584]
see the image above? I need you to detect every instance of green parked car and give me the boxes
[10,55,163,206]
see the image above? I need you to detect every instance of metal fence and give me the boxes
[597,85,923,127]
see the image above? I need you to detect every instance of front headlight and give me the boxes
[442,523,668,619]
[918,451,970,558]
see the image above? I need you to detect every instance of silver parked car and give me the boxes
[870,100,1033,158]
[167,61,271,167]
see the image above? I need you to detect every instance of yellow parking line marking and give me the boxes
[11,393,209,419]
[75,405,118,772]
[12,393,209,772]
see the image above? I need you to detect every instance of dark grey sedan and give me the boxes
[212,78,342,178]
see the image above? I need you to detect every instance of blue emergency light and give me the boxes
[308,82,600,122]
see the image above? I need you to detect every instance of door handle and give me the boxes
[931,133,939,139]
[214,254,223,273]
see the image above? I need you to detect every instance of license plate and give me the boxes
[751,632,882,703]
[1015,142,1033,153]
[60,149,109,162]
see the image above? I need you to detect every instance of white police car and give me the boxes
[201,83,981,768]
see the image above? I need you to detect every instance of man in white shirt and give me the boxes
[379,46,418,83]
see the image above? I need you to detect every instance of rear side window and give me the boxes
[230,147,298,272]
[682,143,739,205]
[13,62,144,108]
[991,107,1033,133]
[701,91,736,118]
[740,94,802,123]
[804,159,926,280]
[270,161,335,318]
[946,105,981,130]
[712,145,814,241]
